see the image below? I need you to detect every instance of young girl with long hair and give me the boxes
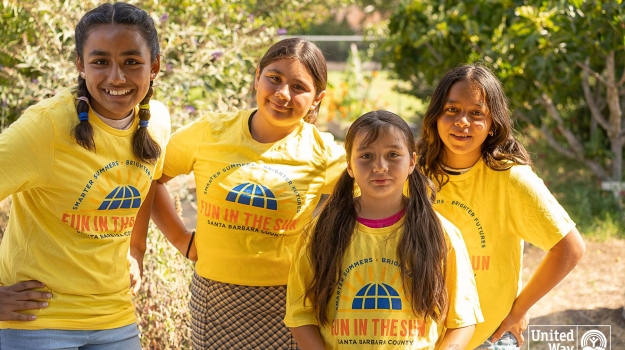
[417,64,585,349]
[285,110,483,349]
[132,38,346,349]
[0,3,170,349]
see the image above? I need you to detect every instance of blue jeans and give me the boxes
[475,331,519,350]
[0,323,141,350]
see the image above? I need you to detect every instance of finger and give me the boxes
[18,291,52,301]
[10,280,45,293]
[490,326,505,343]
[14,300,48,312]
[132,278,141,295]
[515,331,525,347]
[12,312,38,322]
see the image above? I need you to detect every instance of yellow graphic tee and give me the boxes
[285,214,483,349]
[0,88,170,330]
[163,109,346,286]
[433,159,575,349]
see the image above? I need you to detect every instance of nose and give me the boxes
[107,63,126,84]
[275,84,290,101]
[373,157,388,173]
[454,112,470,128]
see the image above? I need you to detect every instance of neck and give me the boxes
[249,111,299,143]
[356,194,405,220]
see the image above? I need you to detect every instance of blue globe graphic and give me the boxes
[226,183,277,210]
[352,283,402,310]
[98,185,142,210]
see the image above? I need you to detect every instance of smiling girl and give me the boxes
[132,38,346,349]
[0,3,170,349]
[418,64,585,349]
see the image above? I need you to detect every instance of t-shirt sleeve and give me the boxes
[440,216,484,328]
[161,118,204,179]
[284,229,319,328]
[507,166,575,251]
[148,100,171,180]
[0,107,54,200]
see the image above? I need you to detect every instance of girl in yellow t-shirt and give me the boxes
[417,64,586,349]
[0,3,169,349]
[133,38,345,349]
[286,111,483,349]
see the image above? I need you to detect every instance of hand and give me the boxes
[0,280,51,321]
[128,254,142,295]
[491,309,529,347]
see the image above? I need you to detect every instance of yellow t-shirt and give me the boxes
[163,109,346,286]
[0,88,170,330]
[285,214,483,349]
[433,159,575,349]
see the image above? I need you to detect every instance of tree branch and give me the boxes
[575,61,608,86]
[425,42,443,64]
[581,57,610,132]
[539,92,585,155]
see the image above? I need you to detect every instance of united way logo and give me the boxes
[226,183,277,210]
[98,185,142,210]
[581,330,608,350]
[352,283,402,310]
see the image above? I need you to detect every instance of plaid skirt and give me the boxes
[190,272,300,350]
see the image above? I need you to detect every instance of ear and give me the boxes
[75,53,84,75]
[310,90,326,109]
[254,67,261,91]
[346,161,354,178]
[150,55,161,80]
[408,151,417,174]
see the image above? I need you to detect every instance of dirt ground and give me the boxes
[522,239,625,348]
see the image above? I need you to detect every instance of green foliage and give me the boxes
[133,223,194,350]
[0,0,342,130]
[381,0,625,182]
[521,126,624,239]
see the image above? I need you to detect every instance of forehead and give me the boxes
[354,125,407,149]
[447,79,487,107]
[84,24,149,54]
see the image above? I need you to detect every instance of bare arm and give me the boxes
[290,325,325,350]
[0,281,51,321]
[130,180,158,277]
[491,228,585,346]
[436,325,475,350]
[150,175,197,260]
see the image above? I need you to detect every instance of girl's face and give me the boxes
[436,79,492,168]
[254,58,325,132]
[347,128,416,206]
[76,24,160,120]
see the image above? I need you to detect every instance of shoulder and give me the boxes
[435,212,464,248]
[301,124,346,158]
[147,99,171,141]
[9,88,76,136]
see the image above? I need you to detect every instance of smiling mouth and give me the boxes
[269,100,289,110]
[104,89,132,96]
[451,133,471,139]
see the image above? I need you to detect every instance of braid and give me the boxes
[73,76,96,151]
[132,80,161,164]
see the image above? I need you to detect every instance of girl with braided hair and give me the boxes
[0,3,170,349]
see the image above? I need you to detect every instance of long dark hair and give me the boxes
[305,110,448,325]
[417,63,532,188]
[252,37,327,124]
[73,2,161,164]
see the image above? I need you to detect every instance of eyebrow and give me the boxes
[355,143,404,152]
[88,49,145,57]
[446,99,486,108]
